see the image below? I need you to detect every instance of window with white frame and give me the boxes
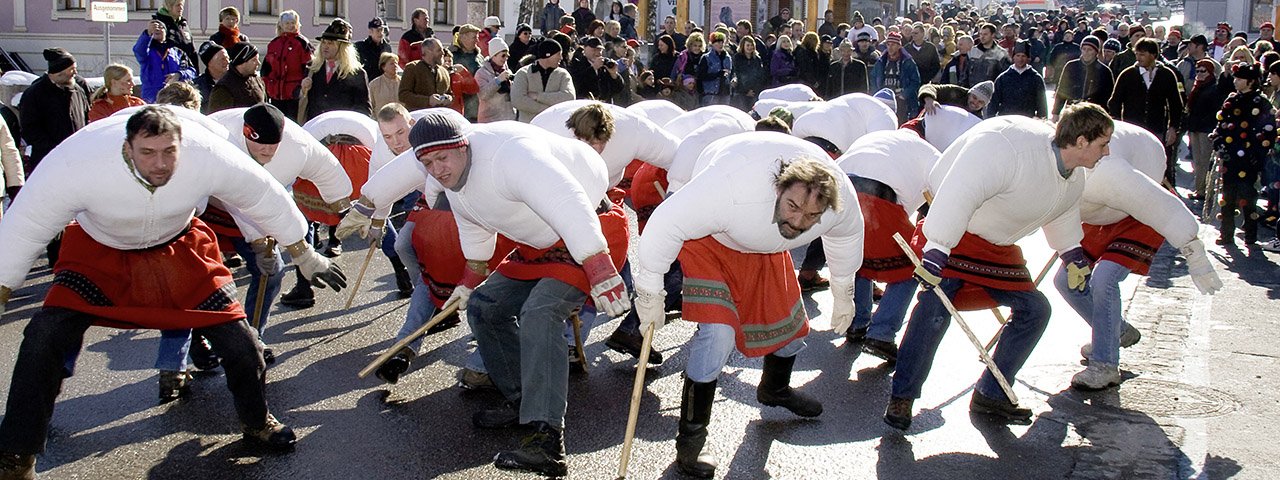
[319,0,340,17]
[384,0,402,21]
[61,0,87,10]
[134,0,158,11]
[431,0,448,24]
[247,0,274,16]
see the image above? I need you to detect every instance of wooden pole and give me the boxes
[358,298,462,378]
[250,238,276,332]
[343,232,382,310]
[616,323,656,478]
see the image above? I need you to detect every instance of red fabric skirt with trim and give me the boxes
[857,192,916,283]
[1081,216,1165,276]
[495,189,630,295]
[293,143,370,226]
[44,219,245,329]
[409,205,515,309]
[909,219,1033,311]
[678,236,809,357]
[630,164,669,234]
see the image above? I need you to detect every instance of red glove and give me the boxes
[583,252,630,317]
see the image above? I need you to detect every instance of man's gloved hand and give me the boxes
[291,243,348,291]
[829,277,856,334]
[583,252,630,317]
[1181,239,1223,294]
[914,249,948,289]
[1061,247,1092,294]
[335,198,384,240]
[636,288,666,333]
[446,260,490,324]
[249,237,281,277]
[0,285,10,317]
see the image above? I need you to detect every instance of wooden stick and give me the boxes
[343,232,382,310]
[616,323,655,479]
[358,298,461,378]
[983,253,1059,352]
[892,233,1019,405]
[570,311,588,375]
[251,238,276,332]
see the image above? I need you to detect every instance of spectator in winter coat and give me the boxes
[540,0,566,34]
[619,4,638,40]
[1046,29,1081,86]
[479,16,502,56]
[194,42,230,112]
[261,10,313,120]
[651,35,679,82]
[512,39,576,121]
[852,32,881,66]
[571,0,597,36]
[151,0,199,76]
[398,38,453,111]
[441,49,480,116]
[209,7,248,49]
[477,38,517,122]
[904,23,942,83]
[871,32,922,122]
[569,36,624,103]
[1185,58,1226,201]
[986,41,1047,118]
[1107,38,1184,184]
[207,42,266,113]
[355,18,394,83]
[20,48,90,168]
[771,35,799,86]
[368,53,401,111]
[1211,62,1275,246]
[824,41,869,98]
[794,32,823,90]
[697,32,733,105]
[969,23,1010,83]
[1053,35,1113,120]
[674,32,707,85]
[732,35,769,110]
[300,19,372,122]
[133,23,197,103]
[87,64,145,122]
[940,35,975,87]
[509,25,534,71]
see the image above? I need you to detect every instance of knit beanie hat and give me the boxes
[873,88,897,112]
[198,41,225,68]
[767,106,794,127]
[227,42,259,67]
[44,48,75,74]
[488,37,510,55]
[1079,35,1100,52]
[410,112,469,156]
[969,81,995,103]
[1103,38,1122,52]
[242,103,285,145]
[532,38,563,59]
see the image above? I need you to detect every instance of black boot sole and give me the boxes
[883,414,911,430]
[675,460,716,479]
[605,335,664,364]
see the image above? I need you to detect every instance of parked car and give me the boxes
[1134,0,1171,18]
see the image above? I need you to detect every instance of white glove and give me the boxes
[829,277,856,334]
[1181,239,1222,294]
[0,286,10,317]
[445,285,473,325]
[636,288,666,333]
[335,199,383,240]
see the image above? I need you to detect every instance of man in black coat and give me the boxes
[20,48,89,169]
[985,40,1047,118]
[151,0,199,75]
[568,36,623,103]
[355,18,394,83]
[302,19,372,122]
[1108,38,1185,187]
[1052,35,1113,120]
[824,41,869,98]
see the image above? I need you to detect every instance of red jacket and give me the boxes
[449,68,479,114]
[262,32,313,100]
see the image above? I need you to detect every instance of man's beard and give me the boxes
[773,197,807,239]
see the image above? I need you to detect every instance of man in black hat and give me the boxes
[568,35,623,102]
[509,24,534,71]
[356,17,394,83]
[512,39,576,121]
[19,48,90,170]
[208,42,265,113]
[194,41,229,112]
[300,18,372,122]
[1053,34,1113,121]
[985,39,1047,118]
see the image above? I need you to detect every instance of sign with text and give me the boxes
[90,1,128,22]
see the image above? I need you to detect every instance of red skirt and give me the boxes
[857,192,916,283]
[909,220,1032,311]
[496,189,630,295]
[1081,216,1165,276]
[45,219,245,329]
[409,206,515,308]
[293,143,370,226]
[630,164,669,234]
[678,236,808,357]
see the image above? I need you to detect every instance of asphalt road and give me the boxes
[0,159,1276,480]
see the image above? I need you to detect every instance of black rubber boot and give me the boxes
[389,256,413,298]
[189,332,221,371]
[279,269,315,308]
[493,421,567,477]
[675,377,718,479]
[756,354,823,417]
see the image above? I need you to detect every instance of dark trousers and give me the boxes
[800,238,826,271]
[0,307,270,454]
[1221,178,1260,243]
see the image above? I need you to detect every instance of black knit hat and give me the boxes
[317,18,353,42]
[242,103,285,145]
[1080,35,1100,52]
[532,39,563,59]
[43,48,75,74]
[409,113,469,156]
[198,41,225,68]
[1011,40,1031,56]
[227,42,258,67]
[516,23,533,34]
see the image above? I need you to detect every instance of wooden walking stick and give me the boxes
[251,238,276,332]
[343,231,383,310]
[358,298,462,378]
[983,253,1059,353]
[616,323,655,479]
[570,311,588,375]
[892,233,1020,405]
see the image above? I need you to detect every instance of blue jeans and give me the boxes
[891,278,1051,400]
[852,276,919,343]
[156,236,283,371]
[467,273,586,428]
[617,260,684,335]
[467,303,597,374]
[685,322,806,382]
[392,220,435,352]
[1053,260,1131,366]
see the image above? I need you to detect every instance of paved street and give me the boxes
[1,160,1278,479]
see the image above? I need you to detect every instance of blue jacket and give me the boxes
[696,49,732,95]
[871,52,921,115]
[132,32,196,102]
